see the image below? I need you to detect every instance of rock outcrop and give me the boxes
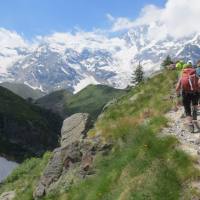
[34,113,110,199]
[0,191,15,200]
[61,113,90,147]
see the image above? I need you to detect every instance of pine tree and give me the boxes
[161,55,173,68]
[132,62,144,86]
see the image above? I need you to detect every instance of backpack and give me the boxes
[181,68,199,92]
[196,67,200,77]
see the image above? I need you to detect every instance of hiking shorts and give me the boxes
[182,91,199,118]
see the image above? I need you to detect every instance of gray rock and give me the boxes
[102,98,117,111]
[0,191,15,200]
[34,148,63,198]
[34,113,91,199]
[61,113,91,147]
[62,141,82,169]
[33,113,113,199]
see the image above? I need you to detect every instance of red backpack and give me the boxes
[181,68,199,92]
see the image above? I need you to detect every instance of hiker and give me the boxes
[176,60,185,71]
[188,60,195,68]
[196,60,200,78]
[176,62,200,133]
[196,60,200,107]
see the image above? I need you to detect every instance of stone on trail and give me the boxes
[0,191,15,200]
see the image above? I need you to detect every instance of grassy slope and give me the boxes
[36,89,73,117]
[0,152,52,200]
[0,70,199,199]
[65,85,127,121]
[0,82,45,100]
[36,85,127,120]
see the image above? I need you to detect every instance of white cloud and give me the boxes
[39,30,126,54]
[0,28,28,48]
[0,28,29,74]
[163,0,200,38]
[109,0,200,39]
[108,16,135,32]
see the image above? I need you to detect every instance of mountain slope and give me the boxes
[65,84,127,120]
[0,82,45,100]
[36,89,73,117]
[1,70,200,199]
[36,85,127,120]
[0,86,62,161]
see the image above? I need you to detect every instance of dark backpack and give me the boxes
[196,67,200,77]
[181,68,199,92]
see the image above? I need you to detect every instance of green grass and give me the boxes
[65,85,127,121]
[56,70,199,200]
[0,152,52,200]
[1,70,199,199]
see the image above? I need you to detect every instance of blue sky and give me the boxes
[0,0,166,39]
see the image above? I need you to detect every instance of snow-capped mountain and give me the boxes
[1,25,200,93]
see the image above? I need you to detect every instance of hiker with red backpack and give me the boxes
[176,61,200,133]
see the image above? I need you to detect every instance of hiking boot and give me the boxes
[188,123,194,133]
[193,121,200,133]
[180,113,186,119]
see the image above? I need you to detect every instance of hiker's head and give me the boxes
[197,60,200,67]
[176,62,182,70]
[187,60,193,66]
[183,63,192,69]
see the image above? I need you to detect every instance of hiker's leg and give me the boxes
[192,92,199,120]
[192,93,200,131]
[182,92,194,132]
[192,105,198,120]
[182,92,192,119]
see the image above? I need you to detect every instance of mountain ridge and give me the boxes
[36,84,127,120]
[1,26,200,92]
[0,82,45,100]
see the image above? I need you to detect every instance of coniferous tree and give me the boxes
[131,62,144,86]
[161,55,173,68]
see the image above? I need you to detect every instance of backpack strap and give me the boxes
[188,75,194,91]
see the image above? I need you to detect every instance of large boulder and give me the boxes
[33,113,112,199]
[34,113,92,199]
[61,113,91,147]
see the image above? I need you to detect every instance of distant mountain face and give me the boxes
[0,82,45,100]
[0,86,62,161]
[1,25,200,92]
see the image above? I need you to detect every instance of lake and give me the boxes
[0,157,18,182]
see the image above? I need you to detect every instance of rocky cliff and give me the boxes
[34,113,111,199]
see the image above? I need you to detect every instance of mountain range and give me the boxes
[0,25,200,93]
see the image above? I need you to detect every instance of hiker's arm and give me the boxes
[176,79,181,93]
